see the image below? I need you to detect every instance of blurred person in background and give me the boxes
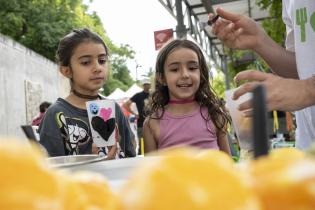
[123,80,151,154]
[31,101,51,126]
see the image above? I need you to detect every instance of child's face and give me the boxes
[69,42,108,95]
[163,47,200,101]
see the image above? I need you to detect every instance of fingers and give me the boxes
[232,70,267,101]
[211,18,231,34]
[233,81,259,100]
[216,7,241,22]
[210,12,241,47]
[216,22,236,42]
[237,90,272,113]
[235,28,243,36]
[239,101,253,114]
[208,13,214,19]
[234,70,269,83]
[208,14,220,26]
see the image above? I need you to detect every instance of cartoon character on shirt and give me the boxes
[56,112,91,155]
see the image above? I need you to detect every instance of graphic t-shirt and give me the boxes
[282,0,315,149]
[39,98,136,157]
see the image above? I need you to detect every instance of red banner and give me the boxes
[154,29,173,50]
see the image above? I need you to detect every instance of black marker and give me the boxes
[208,15,219,26]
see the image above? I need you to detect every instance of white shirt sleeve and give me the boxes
[282,0,295,52]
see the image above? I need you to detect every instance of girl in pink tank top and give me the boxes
[143,39,231,155]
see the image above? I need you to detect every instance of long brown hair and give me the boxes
[145,39,230,134]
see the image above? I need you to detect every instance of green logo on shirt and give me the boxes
[296,8,307,42]
[311,12,315,32]
[296,8,315,42]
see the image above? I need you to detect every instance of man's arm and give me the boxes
[123,100,138,117]
[253,34,298,79]
[211,8,298,79]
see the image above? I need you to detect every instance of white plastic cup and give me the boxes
[225,88,253,151]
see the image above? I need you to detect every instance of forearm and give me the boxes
[125,107,135,115]
[282,76,315,111]
[217,133,231,156]
[254,35,298,79]
[302,76,315,108]
[123,101,135,115]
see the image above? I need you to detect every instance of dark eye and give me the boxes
[169,68,178,72]
[99,58,107,65]
[189,66,199,70]
[81,60,90,65]
[189,64,199,71]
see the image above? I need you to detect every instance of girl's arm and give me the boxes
[217,131,231,156]
[143,118,158,154]
[115,103,136,157]
[39,108,67,157]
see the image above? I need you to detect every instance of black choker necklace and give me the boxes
[72,89,99,100]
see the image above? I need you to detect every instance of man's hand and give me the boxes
[233,70,311,112]
[210,8,266,51]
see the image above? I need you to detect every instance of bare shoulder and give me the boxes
[144,115,159,131]
[143,114,160,153]
[143,114,160,140]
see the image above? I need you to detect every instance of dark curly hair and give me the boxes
[145,39,231,134]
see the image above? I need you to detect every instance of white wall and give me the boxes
[0,34,70,139]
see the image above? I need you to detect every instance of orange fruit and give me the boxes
[72,171,119,210]
[120,147,260,210]
[0,138,117,210]
[195,148,234,168]
[0,139,64,210]
[249,148,315,210]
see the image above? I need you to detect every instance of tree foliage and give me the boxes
[210,70,226,99]
[257,0,286,45]
[225,0,286,85]
[0,0,135,95]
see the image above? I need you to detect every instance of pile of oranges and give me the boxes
[0,138,315,210]
[0,139,118,210]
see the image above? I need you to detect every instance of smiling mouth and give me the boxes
[177,84,192,88]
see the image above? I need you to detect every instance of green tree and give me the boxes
[210,70,226,98]
[110,47,135,87]
[0,0,136,94]
[102,75,128,96]
[257,0,285,45]
[141,67,155,83]
[0,0,85,61]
